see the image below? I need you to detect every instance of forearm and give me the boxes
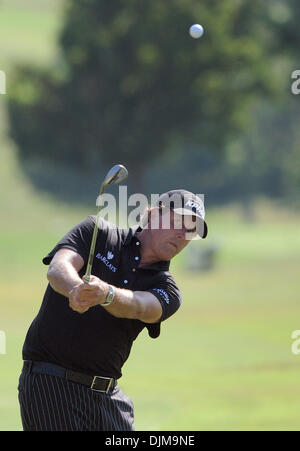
[66,273,162,322]
[47,261,82,297]
[103,288,162,323]
[104,288,143,320]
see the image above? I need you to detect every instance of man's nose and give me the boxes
[175,228,186,240]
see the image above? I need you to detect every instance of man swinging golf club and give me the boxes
[18,164,208,431]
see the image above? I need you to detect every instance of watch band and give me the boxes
[102,285,115,306]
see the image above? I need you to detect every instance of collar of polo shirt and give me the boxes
[124,225,170,271]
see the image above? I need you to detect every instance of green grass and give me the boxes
[1,0,300,432]
[1,257,300,430]
[0,0,63,68]
[1,103,300,431]
[1,194,300,431]
[121,259,300,431]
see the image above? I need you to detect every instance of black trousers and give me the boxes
[18,371,135,431]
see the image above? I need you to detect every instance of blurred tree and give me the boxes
[8,0,274,193]
[264,0,300,58]
[145,0,300,205]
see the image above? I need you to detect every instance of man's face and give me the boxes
[148,208,198,261]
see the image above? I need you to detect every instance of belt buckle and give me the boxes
[91,375,113,393]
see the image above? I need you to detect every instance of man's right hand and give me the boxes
[68,283,91,314]
[68,275,110,313]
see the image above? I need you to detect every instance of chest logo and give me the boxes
[95,251,117,272]
[107,251,114,260]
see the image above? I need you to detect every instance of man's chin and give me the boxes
[159,247,177,261]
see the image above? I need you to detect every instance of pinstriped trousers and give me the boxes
[18,372,135,431]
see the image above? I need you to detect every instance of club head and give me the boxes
[103,164,128,186]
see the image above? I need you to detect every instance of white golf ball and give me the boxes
[189,24,204,39]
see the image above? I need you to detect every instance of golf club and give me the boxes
[83,164,128,284]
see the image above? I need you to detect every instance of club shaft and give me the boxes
[84,184,105,284]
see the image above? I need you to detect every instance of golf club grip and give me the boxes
[84,251,95,283]
[83,274,90,284]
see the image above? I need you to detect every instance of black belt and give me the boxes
[23,360,116,394]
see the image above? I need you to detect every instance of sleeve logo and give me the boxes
[153,288,170,304]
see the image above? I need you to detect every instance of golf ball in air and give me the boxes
[189,24,204,39]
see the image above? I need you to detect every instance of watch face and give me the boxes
[104,286,115,305]
[107,292,114,302]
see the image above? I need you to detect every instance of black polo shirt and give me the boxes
[22,216,182,379]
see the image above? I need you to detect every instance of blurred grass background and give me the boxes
[1,0,300,431]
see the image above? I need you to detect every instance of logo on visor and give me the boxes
[185,200,204,218]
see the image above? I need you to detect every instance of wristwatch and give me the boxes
[102,285,115,306]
